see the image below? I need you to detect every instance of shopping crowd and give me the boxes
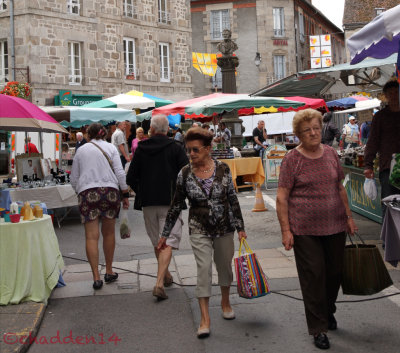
[69,79,399,350]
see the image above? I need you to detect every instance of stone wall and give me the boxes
[0,0,193,104]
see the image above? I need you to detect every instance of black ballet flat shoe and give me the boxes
[104,272,118,283]
[93,280,103,290]
[328,314,337,330]
[314,333,330,350]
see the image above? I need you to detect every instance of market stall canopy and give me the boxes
[41,106,136,128]
[0,94,68,133]
[136,93,305,122]
[81,90,173,110]
[238,96,328,115]
[347,4,400,64]
[332,98,381,115]
[252,54,398,98]
[326,95,370,109]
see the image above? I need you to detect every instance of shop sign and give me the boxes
[273,39,288,46]
[56,90,103,106]
[345,170,382,223]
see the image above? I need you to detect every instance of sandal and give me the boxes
[104,272,118,283]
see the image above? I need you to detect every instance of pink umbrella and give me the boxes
[0,94,68,133]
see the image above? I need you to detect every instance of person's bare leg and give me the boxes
[101,217,116,275]
[155,246,172,288]
[198,297,210,329]
[220,286,232,312]
[154,247,172,283]
[84,218,100,281]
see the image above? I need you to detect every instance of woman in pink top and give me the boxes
[131,127,147,158]
[276,109,357,350]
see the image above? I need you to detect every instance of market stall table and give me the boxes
[0,215,64,305]
[7,185,78,227]
[220,157,265,192]
[381,195,400,267]
[342,164,382,223]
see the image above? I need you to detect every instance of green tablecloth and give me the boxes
[0,215,64,305]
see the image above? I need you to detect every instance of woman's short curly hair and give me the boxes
[292,109,323,137]
[87,123,108,140]
[136,127,144,134]
[185,127,213,146]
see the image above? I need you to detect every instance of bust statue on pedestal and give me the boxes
[217,29,238,57]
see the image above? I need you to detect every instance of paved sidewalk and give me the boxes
[1,191,400,353]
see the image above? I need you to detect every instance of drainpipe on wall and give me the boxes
[10,0,16,81]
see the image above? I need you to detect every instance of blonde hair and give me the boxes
[292,109,323,137]
[136,127,144,134]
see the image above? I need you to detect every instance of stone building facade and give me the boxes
[191,0,345,96]
[343,0,399,60]
[0,0,193,105]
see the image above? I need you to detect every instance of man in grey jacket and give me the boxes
[321,112,340,146]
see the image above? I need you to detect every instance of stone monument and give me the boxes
[216,29,244,149]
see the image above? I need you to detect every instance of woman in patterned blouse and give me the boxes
[158,127,247,339]
[276,109,357,350]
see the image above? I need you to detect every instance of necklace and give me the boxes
[194,160,214,173]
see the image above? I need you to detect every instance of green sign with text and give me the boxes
[55,90,103,106]
[344,168,382,223]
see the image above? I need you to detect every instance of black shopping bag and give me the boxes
[342,233,393,295]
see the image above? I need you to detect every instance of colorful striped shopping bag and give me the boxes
[234,239,270,299]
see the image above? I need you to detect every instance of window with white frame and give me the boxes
[273,8,285,37]
[68,42,82,85]
[299,12,305,43]
[159,42,170,82]
[0,40,8,82]
[158,0,170,24]
[124,0,137,19]
[375,8,385,16]
[123,38,136,78]
[273,55,285,80]
[210,9,230,40]
[67,0,80,15]
[0,0,7,11]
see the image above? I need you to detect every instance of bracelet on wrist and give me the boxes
[122,192,130,198]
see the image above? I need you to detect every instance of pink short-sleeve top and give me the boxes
[278,144,347,236]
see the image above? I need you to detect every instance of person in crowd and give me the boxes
[174,128,184,144]
[341,115,359,148]
[71,123,130,290]
[202,123,210,131]
[75,132,87,152]
[111,121,131,168]
[127,123,137,153]
[276,109,357,350]
[192,122,200,128]
[24,137,39,153]
[213,121,231,147]
[130,127,147,159]
[127,115,188,301]
[321,112,340,146]
[158,127,247,339]
[364,80,400,220]
[252,120,268,157]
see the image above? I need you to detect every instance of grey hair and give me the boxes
[76,132,83,138]
[150,114,169,134]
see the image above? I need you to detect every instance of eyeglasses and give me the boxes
[186,146,207,154]
[300,126,321,134]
